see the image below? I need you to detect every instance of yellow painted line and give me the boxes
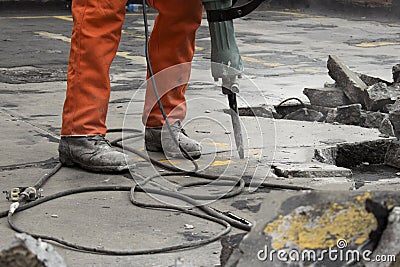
[293,67,321,74]
[116,52,146,64]
[264,10,325,19]
[386,23,400,27]
[53,15,73,22]
[202,142,229,148]
[1,15,55,19]
[121,30,204,52]
[159,159,182,165]
[211,160,232,167]
[195,46,205,52]
[241,56,283,67]
[35,31,71,43]
[1,13,155,20]
[122,30,146,39]
[355,41,400,48]
[34,31,146,64]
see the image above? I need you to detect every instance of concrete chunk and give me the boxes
[365,82,394,111]
[379,115,396,137]
[360,110,387,129]
[365,206,400,267]
[326,103,362,125]
[303,86,350,108]
[0,233,67,267]
[336,139,394,167]
[283,108,324,122]
[327,55,368,106]
[385,140,400,169]
[273,163,352,178]
[389,109,400,138]
[358,72,391,86]
[393,64,400,83]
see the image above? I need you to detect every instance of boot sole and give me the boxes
[59,155,135,173]
[145,143,201,159]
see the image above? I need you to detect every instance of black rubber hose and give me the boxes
[7,185,232,255]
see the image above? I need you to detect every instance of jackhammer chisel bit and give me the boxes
[223,77,244,159]
[203,0,245,159]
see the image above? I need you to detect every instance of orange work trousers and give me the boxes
[61,0,203,136]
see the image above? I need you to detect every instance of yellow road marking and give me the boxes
[355,41,400,47]
[211,160,232,166]
[202,142,229,148]
[241,56,283,67]
[116,52,146,64]
[35,31,71,43]
[195,46,205,51]
[292,67,321,74]
[34,31,146,64]
[122,30,146,39]
[385,23,400,27]
[264,10,325,19]
[53,15,73,22]
[159,159,181,165]
[1,15,55,19]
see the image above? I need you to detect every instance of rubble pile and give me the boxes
[277,55,400,169]
[301,55,400,138]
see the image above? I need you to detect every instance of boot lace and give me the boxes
[87,135,112,147]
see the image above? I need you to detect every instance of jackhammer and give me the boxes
[202,0,265,159]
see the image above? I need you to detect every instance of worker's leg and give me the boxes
[142,0,203,127]
[59,0,135,172]
[143,0,203,159]
[61,0,126,136]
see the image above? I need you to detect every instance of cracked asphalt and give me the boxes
[1,3,400,266]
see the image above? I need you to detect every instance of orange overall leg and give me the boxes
[143,0,203,127]
[61,0,126,136]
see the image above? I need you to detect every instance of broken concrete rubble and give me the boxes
[283,107,324,122]
[326,103,362,125]
[365,82,394,111]
[358,73,391,86]
[365,206,400,267]
[360,110,387,129]
[0,233,66,267]
[327,55,368,106]
[303,86,350,108]
[336,139,394,168]
[385,141,400,169]
[300,56,399,157]
[389,109,400,138]
[273,162,352,178]
[393,64,400,83]
[379,115,396,137]
[223,191,400,267]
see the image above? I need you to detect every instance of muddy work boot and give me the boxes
[145,120,202,159]
[59,135,135,172]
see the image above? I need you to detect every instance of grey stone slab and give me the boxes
[364,82,394,111]
[0,233,67,267]
[385,141,400,169]
[358,73,391,87]
[389,109,400,138]
[303,86,350,108]
[379,115,396,137]
[326,103,362,125]
[327,55,368,106]
[273,162,352,178]
[360,110,386,129]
